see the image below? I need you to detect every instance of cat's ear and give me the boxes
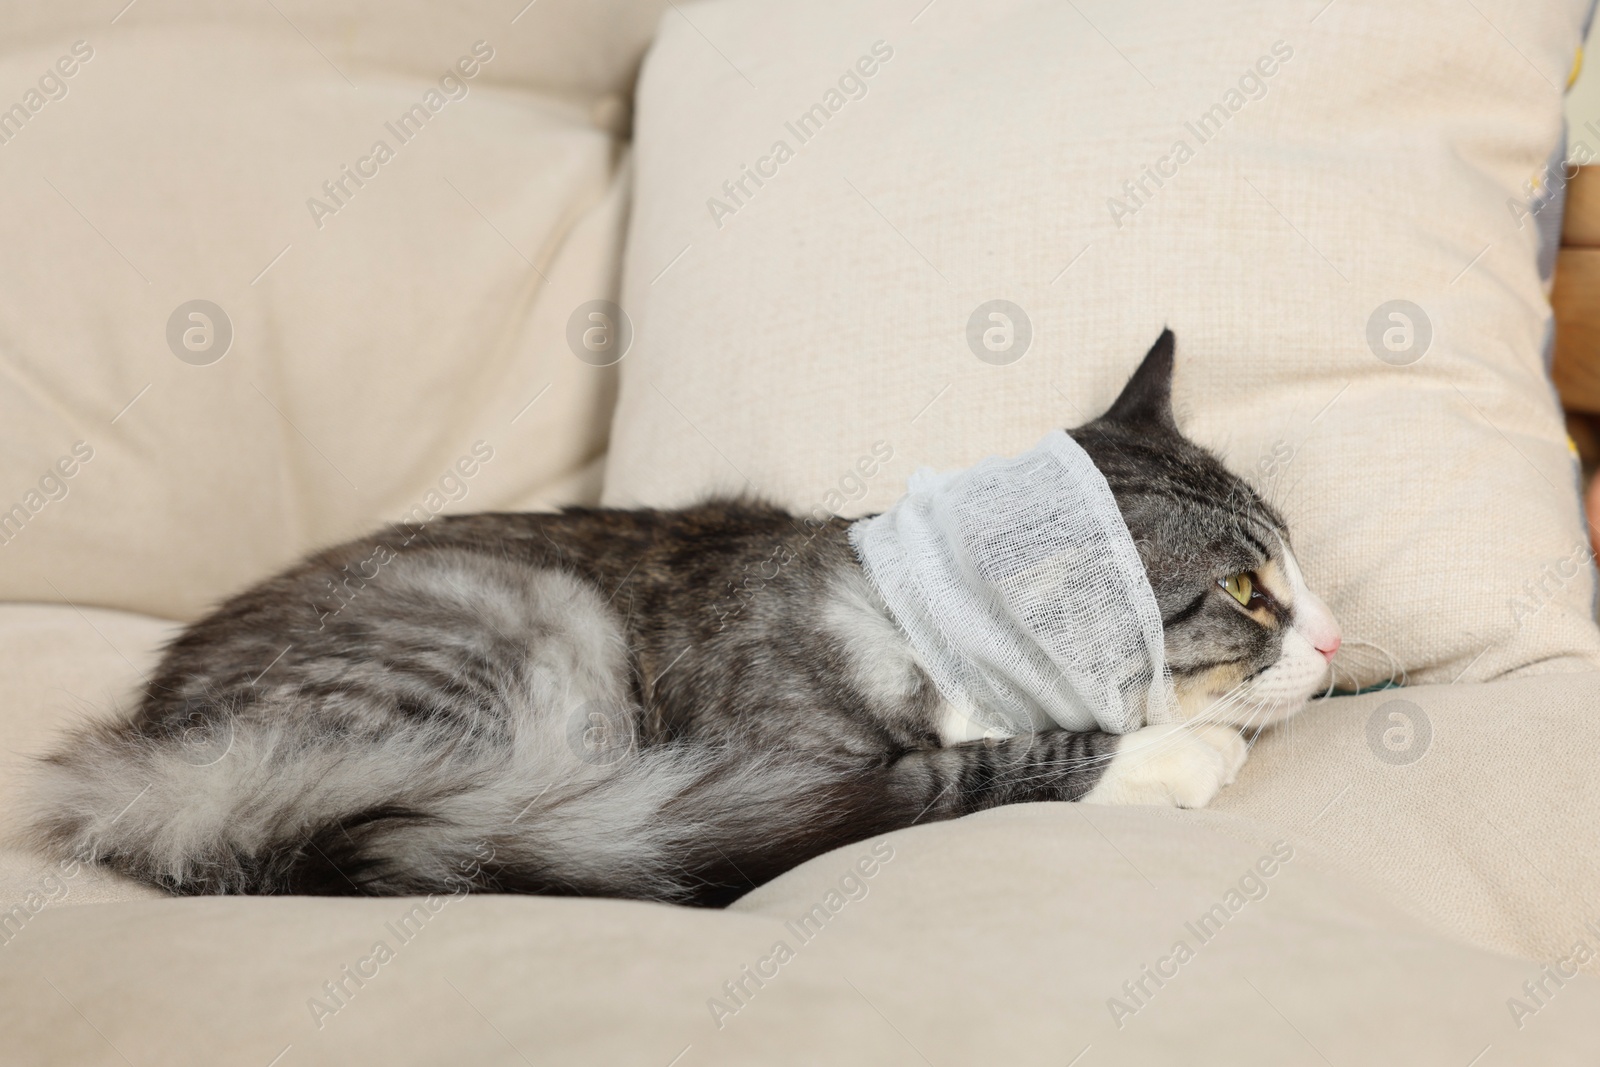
[1098,328,1177,432]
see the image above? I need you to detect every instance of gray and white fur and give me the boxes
[22,331,1340,906]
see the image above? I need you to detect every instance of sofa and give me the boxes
[4,1,1600,1063]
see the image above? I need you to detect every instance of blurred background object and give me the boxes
[1556,21,1600,559]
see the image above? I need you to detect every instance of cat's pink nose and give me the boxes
[1297,589,1341,663]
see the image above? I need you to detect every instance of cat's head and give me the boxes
[1070,329,1340,729]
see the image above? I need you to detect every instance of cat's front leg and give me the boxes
[1080,722,1248,809]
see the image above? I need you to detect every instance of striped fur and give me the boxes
[21,331,1333,905]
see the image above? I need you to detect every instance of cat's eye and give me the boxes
[1221,572,1255,607]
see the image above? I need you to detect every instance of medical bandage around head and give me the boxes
[848,429,1178,737]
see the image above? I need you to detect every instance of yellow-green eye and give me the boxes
[1221,572,1254,607]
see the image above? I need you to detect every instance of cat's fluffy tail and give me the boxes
[21,704,893,906]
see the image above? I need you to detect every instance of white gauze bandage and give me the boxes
[848,429,1178,737]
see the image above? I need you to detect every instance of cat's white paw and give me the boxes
[1081,722,1248,809]
[1191,721,1248,787]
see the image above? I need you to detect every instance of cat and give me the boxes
[22,330,1340,907]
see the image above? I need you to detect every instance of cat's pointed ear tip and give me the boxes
[1092,327,1180,431]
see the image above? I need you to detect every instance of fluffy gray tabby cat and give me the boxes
[25,331,1340,906]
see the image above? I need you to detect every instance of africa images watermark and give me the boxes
[709,440,895,632]
[0,40,94,147]
[1366,698,1432,766]
[0,441,95,548]
[1508,540,1594,630]
[1504,917,1600,1030]
[167,299,234,366]
[706,839,896,1029]
[306,41,496,230]
[1106,40,1295,228]
[0,856,87,950]
[1107,840,1295,1028]
[305,840,495,1031]
[1253,437,1295,483]
[308,440,495,629]
[705,40,895,230]
[1508,119,1599,233]
[966,300,1032,366]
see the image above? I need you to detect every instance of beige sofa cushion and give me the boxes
[0,0,669,104]
[6,4,1600,1061]
[3,596,1598,1061]
[604,0,1600,688]
[4,804,1599,1065]
[0,605,171,910]
[6,597,1600,973]
[0,6,657,621]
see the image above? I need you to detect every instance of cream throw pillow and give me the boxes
[0,6,663,620]
[604,0,1600,687]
